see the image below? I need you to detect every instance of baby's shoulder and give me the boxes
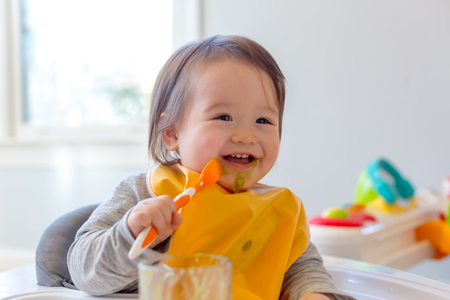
[122,171,148,183]
[114,171,150,195]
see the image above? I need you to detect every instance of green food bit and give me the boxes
[233,175,245,193]
[250,160,258,167]
[242,240,253,251]
[327,210,349,219]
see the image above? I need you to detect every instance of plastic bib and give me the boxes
[148,164,310,300]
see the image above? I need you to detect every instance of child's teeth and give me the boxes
[229,154,249,159]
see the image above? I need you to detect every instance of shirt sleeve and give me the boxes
[67,172,172,296]
[280,242,357,300]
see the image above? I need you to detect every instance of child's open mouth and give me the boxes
[222,154,256,165]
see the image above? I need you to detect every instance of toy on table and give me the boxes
[308,158,442,270]
[310,158,416,228]
[309,203,376,227]
[416,176,450,258]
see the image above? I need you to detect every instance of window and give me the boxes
[21,0,173,128]
[1,0,203,143]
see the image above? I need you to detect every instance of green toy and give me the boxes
[355,158,415,205]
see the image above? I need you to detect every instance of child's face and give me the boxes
[164,60,280,193]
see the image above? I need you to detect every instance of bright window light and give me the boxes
[20,0,173,127]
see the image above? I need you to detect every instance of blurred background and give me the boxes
[0,0,449,282]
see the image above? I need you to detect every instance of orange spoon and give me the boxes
[128,159,222,259]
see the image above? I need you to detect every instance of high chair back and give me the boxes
[35,204,99,288]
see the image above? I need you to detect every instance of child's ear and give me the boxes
[162,125,179,151]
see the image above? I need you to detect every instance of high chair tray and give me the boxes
[324,256,450,300]
[1,257,450,300]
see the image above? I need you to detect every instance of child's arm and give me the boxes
[67,172,180,296]
[280,242,356,300]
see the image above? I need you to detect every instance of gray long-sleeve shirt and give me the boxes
[67,172,355,300]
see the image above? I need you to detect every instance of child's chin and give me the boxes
[217,176,254,194]
[216,177,235,192]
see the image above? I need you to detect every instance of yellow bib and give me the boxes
[148,164,310,300]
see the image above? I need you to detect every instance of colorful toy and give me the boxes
[309,204,376,227]
[310,158,416,228]
[416,176,450,258]
[309,158,441,270]
[355,158,415,204]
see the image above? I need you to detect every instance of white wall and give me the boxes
[203,0,450,215]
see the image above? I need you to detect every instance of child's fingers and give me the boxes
[151,209,172,233]
[152,197,176,230]
[153,212,183,242]
[127,195,176,239]
[159,195,176,213]
[171,212,183,229]
[130,210,152,228]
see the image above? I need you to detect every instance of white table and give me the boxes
[1,257,450,300]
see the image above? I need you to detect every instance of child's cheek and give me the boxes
[199,136,222,158]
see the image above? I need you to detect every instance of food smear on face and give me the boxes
[232,174,245,193]
[216,156,260,193]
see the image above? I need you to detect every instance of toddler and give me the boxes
[68,35,355,300]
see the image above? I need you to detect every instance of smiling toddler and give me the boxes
[68,35,355,300]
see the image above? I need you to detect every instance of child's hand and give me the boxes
[298,294,336,300]
[127,195,183,246]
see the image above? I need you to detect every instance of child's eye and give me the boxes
[216,114,232,121]
[256,118,272,124]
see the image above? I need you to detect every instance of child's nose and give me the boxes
[230,125,257,144]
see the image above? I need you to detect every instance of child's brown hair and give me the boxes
[148,35,286,165]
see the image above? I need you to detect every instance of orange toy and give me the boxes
[416,220,450,258]
[416,177,450,258]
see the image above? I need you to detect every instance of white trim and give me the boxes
[8,0,21,138]
[172,0,204,50]
[14,124,148,143]
[0,142,150,168]
[0,0,13,139]
[146,169,157,198]
[0,1,5,138]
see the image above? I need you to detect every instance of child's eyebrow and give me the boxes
[203,102,228,113]
[204,103,278,115]
[263,105,279,116]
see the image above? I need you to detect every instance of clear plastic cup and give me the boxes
[138,253,232,300]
